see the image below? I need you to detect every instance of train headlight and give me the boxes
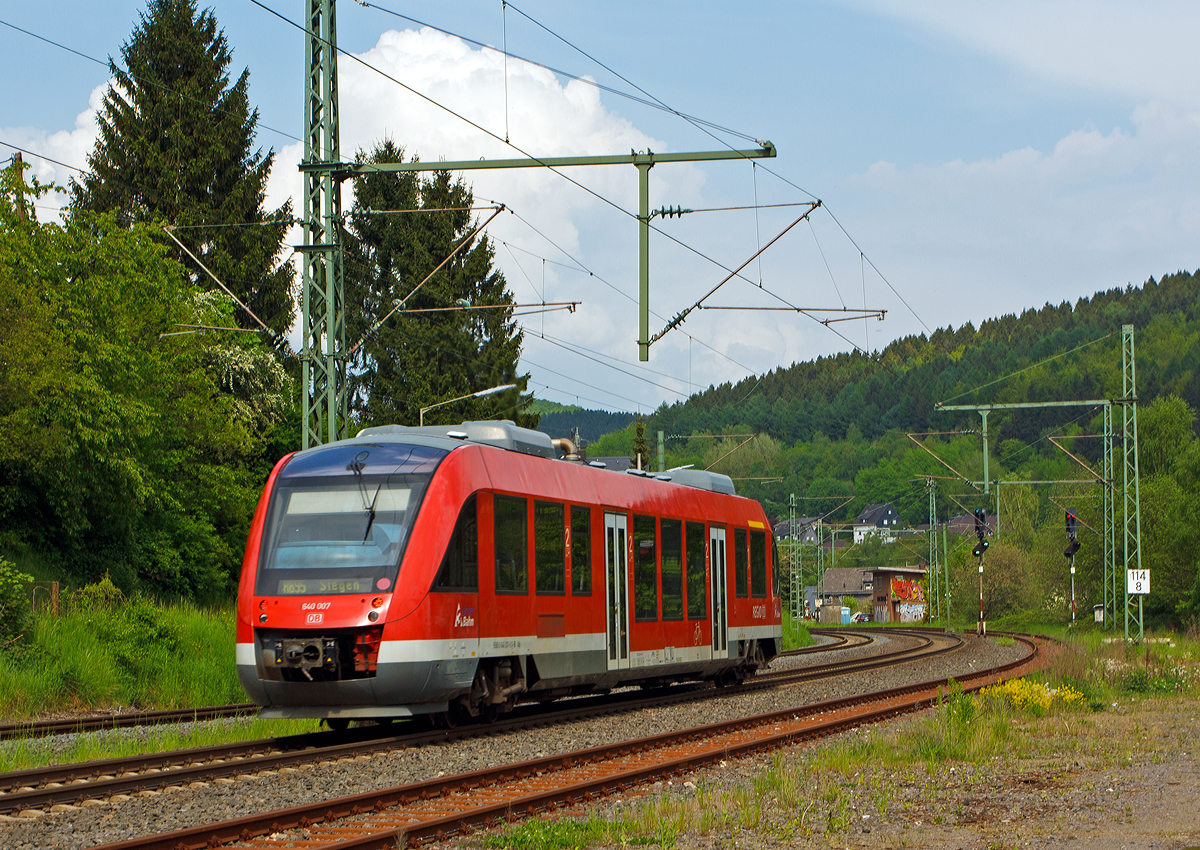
[367,611,380,622]
[259,613,268,623]
[371,596,384,609]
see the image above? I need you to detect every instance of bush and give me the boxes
[0,559,33,646]
[71,574,125,611]
[0,579,244,716]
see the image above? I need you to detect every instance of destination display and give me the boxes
[277,578,367,595]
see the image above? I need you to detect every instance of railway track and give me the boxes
[0,631,856,744]
[0,627,930,815]
[0,704,259,742]
[87,633,1045,850]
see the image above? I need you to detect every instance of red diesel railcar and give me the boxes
[236,421,782,726]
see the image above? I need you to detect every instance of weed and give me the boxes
[484,817,611,850]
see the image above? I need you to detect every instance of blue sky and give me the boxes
[4,1,1199,413]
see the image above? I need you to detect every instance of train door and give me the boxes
[604,512,629,670]
[710,526,728,658]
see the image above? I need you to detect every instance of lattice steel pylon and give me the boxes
[1120,324,1144,641]
[927,477,940,622]
[815,518,825,617]
[788,494,802,622]
[1102,403,1116,627]
[300,0,348,449]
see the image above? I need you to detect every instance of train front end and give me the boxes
[235,439,449,722]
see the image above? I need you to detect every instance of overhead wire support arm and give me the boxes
[306,146,778,177]
[905,432,979,490]
[696,305,886,326]
[302,145,779,363]
[647,203,820,348]
[348,204,506,356]
[1047,435,1106,482]
[160,226,286,349]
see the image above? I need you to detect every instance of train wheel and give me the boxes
[326,718,350,732]
[715,669,740,689]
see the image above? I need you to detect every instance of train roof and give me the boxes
[352,420,737,496]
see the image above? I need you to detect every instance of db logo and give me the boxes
[454,604,476,628]
[305,612,323,625]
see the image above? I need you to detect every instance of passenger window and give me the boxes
[535,501,565,595]
[686,521,706,619]
[661,519,683,621]
[433,495,477,591]
[735,528,748,598]
[633,515,658,622]
[494,495,528,594]
[570,506,592,595]
[750,530,767,597]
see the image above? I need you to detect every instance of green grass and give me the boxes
[781,609,814,651]
[486,683,1048,850]
[484,629,1200,850]
[0,716,322,774]
[0,595,246,719]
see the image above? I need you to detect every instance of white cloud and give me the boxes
[28,22,1199,415]
[845,0,1200,107]
[841,100,1200,334]
[1,83,106,221]
[264,26,764,411]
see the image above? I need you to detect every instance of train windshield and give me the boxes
[255,443,448,596]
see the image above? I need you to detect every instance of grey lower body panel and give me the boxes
[239,636,772,718]
[238,658,473,716]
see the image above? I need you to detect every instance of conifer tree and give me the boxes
[629,413,648,469]
[344,141,535,429]
[71,0,293,335]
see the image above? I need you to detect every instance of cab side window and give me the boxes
[433,495,477,591]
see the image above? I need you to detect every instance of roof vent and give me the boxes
[455,420,556,458]
[667,469,737,495]
[356,420,556,458]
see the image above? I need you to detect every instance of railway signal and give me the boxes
[1064,508,1080,621]
[972,508,989,634]
[971,508,989,557]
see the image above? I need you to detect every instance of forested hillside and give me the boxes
[588,271,1200,626]
[529,400,634,443]
[653,271,1200,446]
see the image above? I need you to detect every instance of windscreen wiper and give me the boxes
[362,484,382,543]
[348,450,371,509]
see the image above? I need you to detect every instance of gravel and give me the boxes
[0,631,1025,850]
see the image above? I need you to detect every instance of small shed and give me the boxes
[869,566,928,624]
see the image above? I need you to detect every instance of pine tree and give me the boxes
[629,413,648,469]
[71,0,293,336]
[344,141,535,429]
